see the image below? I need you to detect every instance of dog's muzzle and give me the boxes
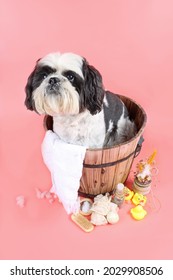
[46,77,61,94]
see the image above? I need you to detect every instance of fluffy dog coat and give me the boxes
[25,52,136,148]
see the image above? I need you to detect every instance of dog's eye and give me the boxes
[66,74,75,82]
[43,73,48,79]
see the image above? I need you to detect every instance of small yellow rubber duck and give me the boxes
[130,205,147,220]
[124,187,134,201]
[132,192,147,206]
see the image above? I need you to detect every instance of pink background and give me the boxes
[0,0,173,259]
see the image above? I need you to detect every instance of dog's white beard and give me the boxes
[33,86,80,116]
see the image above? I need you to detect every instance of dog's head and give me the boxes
[25,52,105,116]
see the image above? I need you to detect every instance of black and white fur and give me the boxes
[25,52,136,148]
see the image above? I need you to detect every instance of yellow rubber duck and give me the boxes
[130,205,147,220]
[132,192,147,206]
[124,187,134,201]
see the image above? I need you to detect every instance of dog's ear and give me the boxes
[25,59,41,111]
[24,68,36,111]
[82,60,105,115]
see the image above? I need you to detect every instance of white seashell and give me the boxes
[94,194,104,202]
[91,195,111,216]
[107,211,119,224]
[91,212,108,226]
[110,202,119,212]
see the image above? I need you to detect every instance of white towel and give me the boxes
[41,130,86,214]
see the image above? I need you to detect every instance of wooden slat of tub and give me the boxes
[100,145,121,194]
[80,149,103,195]
[80,172,88,194]
[122,136,143,183]
[112,142,133,188]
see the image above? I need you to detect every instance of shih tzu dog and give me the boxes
[25,52,136,148]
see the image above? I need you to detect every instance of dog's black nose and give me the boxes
[49,77,60,85]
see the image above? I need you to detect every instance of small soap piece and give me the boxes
[71,213,94,233]
[35,188,57,204]
[16,196,25,208]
